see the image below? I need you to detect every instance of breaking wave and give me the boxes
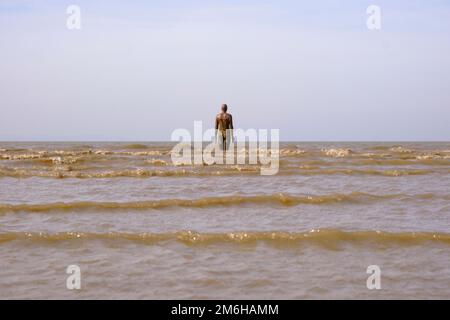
[322,148,353,157]
[1,229,449,247]
[0,192,445,213]
[0,166,440,179]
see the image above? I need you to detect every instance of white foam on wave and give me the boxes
[322,148,353,157]
[390,146,415,153]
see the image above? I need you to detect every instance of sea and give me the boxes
[0,142,449,299]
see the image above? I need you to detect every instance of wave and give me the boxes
[0,165,441,179]
[121,144,149,149]
[347,158,449,166]
[0,148,29,152]
[372,145,395,151]
[295,168,434,177]
[280,149,306,156]
[0,168,192,178]
[0,150,167,160]
[2,148,450,162]
[0,192,445,213]
[390,146,415,153]
[1,229,449,247]
[289,159,450,167]
[145,159,168,166]
[322,148,353,157]
[0,153,46,160]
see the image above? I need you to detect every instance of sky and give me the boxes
[0,0,450,141]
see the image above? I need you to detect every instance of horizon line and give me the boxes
[1,140,449,143]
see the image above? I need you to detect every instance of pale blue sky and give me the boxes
[1,0,450,141]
